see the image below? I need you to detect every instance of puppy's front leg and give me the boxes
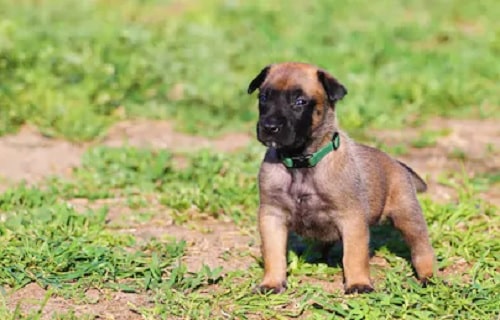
[339,213,374,294]
[256,205,288,294]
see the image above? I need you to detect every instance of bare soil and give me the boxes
[1,118,498,319]
[0,120,252,187]
[0,125,84,189]
[68,197,259,272]
[371,118,500,206]
[101,120,251,153]
[6,283,150,320]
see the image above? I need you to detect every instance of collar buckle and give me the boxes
[279,132,340,169]
[288,154,313,168]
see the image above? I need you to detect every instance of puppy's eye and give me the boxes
[296,98,307,105]
[293,98,308,109]
[258,94,267,104]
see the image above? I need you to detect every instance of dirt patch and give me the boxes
[439,257,473,283]
[0,121,255,318]
[133,220,258,273]
[102,120,252,153]
[0,120,252,188]
[5,197,257,319]
[4,283,149,320]
[371,118,500,206]
[0,125,84,187]
[68,197,142,225]
[67,198,258,273]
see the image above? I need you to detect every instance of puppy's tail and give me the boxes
[397,160,427,193]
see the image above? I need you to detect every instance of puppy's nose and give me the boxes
[262,119,283,134]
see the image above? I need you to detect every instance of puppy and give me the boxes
[248,62,435,294]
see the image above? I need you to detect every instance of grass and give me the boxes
[1,146,499,318]
[0,184,223,298]
[0,0,499,140]
[0,0,499,319]
[53,145,261,224]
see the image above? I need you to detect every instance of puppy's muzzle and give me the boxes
[260,117,285,135]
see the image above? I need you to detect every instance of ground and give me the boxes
[1,118,498,319]
[0,0,498,318]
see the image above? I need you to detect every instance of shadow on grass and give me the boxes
[287,222,412,268]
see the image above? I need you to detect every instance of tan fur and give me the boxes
[253,62,435,294]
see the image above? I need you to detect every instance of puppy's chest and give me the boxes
[287,182,323,213]
[271,172,333,226]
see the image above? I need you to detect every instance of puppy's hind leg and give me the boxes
[389,198,435,283]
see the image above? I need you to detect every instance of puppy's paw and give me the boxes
[420,277,431,288]
[421,276,447,288]
[345,284,374,295]
[254,280,287,294]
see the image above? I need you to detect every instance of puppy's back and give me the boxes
[354,143,426,192]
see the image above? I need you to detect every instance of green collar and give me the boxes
[280,132,340,168]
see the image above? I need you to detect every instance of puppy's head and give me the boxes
[248,62,347,150]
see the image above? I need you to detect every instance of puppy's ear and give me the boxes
[248,65,271,94]
[317,70,347,104]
